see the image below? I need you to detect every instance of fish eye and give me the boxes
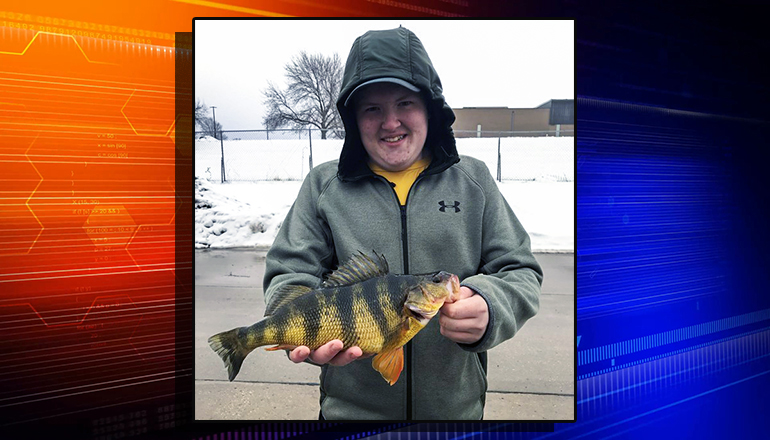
[432,274,441,283]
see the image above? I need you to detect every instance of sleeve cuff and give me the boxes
[457,283,494,351]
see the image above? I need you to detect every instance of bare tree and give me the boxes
[196,116,226,140]
[195,99,227,140]
[263,51,344,139]
[195,98,208,123]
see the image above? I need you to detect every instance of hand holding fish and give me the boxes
[208,252,460,385]
[439,286,489,344]
[289,340,368,366]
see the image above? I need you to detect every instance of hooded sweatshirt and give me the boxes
[264,27,543,420]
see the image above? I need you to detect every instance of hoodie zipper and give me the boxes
[399,204,413,421]
[380,174,424,421]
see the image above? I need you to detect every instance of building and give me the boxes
[452,99,574,137]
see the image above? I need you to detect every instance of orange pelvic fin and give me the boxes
[372,347,404,386]
[264,344,297,351]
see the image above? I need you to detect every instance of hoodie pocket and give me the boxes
[473,353,489,396]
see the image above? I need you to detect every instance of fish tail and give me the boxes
[208,328,254,381]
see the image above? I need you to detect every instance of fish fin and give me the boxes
[264,344,297,351]
[208,328,250,381]
[322,250,390,287]
[265,284,313,316]
[371,346,404,386]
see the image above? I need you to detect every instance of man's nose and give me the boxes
[381,108,401,130]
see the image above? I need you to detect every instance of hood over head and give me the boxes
[336,26,459,181]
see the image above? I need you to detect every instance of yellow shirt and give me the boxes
[369,157,431,205]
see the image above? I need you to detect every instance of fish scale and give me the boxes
[208,251,460,385]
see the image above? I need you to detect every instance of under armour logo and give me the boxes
[438,201,461,213]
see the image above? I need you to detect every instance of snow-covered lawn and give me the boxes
[194,136,574,252]
[195,177,573,253]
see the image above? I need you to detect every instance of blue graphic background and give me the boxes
[2,1,768,439]
[187,9,770,438]
[183,7,770,439]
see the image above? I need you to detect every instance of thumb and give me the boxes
[443,286,474,305]
[456,286,476,300]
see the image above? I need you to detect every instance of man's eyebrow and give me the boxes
[357,93,416,107]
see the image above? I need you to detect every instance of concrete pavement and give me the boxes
[194,249,574,421]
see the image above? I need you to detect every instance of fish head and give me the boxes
[404,271,461,326]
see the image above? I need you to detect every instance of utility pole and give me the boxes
[211,106,218,138]
[212,106,226,182]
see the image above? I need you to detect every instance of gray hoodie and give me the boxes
[264,27,543,420]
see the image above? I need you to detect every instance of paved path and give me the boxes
[195,249,574,421]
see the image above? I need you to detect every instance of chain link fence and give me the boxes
[195,128,573,182]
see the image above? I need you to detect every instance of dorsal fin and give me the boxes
[322,251,389,288]
[265,284,312,316]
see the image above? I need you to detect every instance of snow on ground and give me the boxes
[195,135,574,252]
[195,176,573,253]
[196,136,573,182]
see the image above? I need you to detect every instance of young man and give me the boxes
[263,26,543,420]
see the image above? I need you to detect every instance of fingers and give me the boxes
[289,346,311,363]
[328,345,363,366]
[443,286,474,304]
[299,340,364,367]
[439,293,489,344]
[439,314,488,343]
[441,294,487,319]
[308,340,344,364]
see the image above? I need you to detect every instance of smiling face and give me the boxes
[353,82,429,172]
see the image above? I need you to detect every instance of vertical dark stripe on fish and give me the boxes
[273,307,288,343]
[302,292,320,346]
[393,277,412,308]
[368,277,395,340]
[334,286,357,345]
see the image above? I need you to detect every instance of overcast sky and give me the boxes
[194,19,574,130]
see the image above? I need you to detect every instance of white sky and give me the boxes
[194,19,574,130]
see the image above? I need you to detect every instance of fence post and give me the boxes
[308,128,313,171]
[220,129,226,182]
[497,137,502,182]
[266,129,269,140]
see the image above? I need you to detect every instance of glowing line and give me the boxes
[578,335,770,405]
[1,306,171,329]
[120,89,177,137]
[0,262,174,278]
[0,82,175,99]
[2,392,179,427]
[0,267,182,284]
[365,0,465,16]
[0,371,177,406]
[0,342,176,377]
[171,0,293,17]
[0,295,130,328]
[571,370,770,439]
[0,76,176,94]
[125,179,178,267]
[17,134,45,255]
[0,31,115,65]
[0,159,174,166]
[1,196,175,199]
[0,266,179,284]
[0,337,176,368]
[0,70,176,90]
[0,284,175,304]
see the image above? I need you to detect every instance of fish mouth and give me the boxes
[406,304,435,325]
[442,274,461,302]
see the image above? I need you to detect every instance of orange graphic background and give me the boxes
[0,0,475,435]
[0,13,181,431]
